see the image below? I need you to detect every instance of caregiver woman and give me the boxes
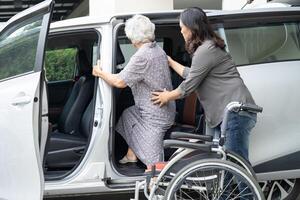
[151,7,257,162]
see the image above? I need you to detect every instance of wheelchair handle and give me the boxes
[219,102,263,145]
[225,101,263,113]
[241,103,263,113]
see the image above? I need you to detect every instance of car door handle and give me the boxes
[11,95,32,106]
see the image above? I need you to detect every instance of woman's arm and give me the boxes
[168,56,185,78]
[152,50,213,107]
[92,62,127,88]
[151,88,181,107]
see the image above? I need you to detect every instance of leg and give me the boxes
[224,111,257,161]
[126,147,137,161]
[119,148,138,164]
[224,111,257,200]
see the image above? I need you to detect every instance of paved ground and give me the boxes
[45,192,147,200]
[46,192,300,200]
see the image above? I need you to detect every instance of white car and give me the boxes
[0,0,299,199]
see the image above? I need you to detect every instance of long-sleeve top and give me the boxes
[177,40,255,128]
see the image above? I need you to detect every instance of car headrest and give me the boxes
[163,38,172,56]
[116,40,125,65]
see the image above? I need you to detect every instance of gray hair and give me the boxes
[125,15,155,44]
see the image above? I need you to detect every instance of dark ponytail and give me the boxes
[180,7,225,54]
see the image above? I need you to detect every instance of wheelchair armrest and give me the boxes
[169,131,213,142]
[164,139,211,152]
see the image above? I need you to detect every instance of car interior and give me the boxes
[111,19,300,176]
[112,24,206,176]
[42,31,99,180]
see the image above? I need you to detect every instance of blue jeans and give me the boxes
[206,110,257,162]
[207,111,257,199]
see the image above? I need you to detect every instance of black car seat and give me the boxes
[57,76,94,135]
[45,50,95,169]
[46,100,94,169]
[57,50,94,136]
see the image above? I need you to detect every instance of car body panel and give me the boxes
[0,73,42,200]
[239,61,300,167]
[0,0,54,199]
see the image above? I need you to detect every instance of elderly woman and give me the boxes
[93,15,175,167]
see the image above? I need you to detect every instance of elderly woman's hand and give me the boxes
[92,60,102,77]
[151,89,170,107]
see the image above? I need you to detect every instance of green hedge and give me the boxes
[0,34,38,80]
[45,48,77,81]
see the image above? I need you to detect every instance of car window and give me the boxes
[0,15,43,81]
[221,21,300,66]
[44,47,77,81]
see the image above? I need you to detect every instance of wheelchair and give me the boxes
[131,102,265,200]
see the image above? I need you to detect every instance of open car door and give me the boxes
[0,1,54,199]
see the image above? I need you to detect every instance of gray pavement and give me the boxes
[45,192,147,200]
[45,192,300,200]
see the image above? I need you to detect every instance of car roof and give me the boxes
[50,6,300,31]
[49,10,184,30]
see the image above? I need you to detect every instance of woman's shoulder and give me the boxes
[193,40,214,58]
[195,40,226,57]
[136,41,166,59]
[134,43,152,58]
[132,46,150,60]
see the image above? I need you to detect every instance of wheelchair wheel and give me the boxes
[149,153,217,199]
[151,177,171,200]
[225,149,257,179]
[168,149,257,178]
[164,159,265,200]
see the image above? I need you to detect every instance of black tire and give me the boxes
[164,159,265,200]
[225,149,257,179]
[151,152,218,199]
[152,150,257,199]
